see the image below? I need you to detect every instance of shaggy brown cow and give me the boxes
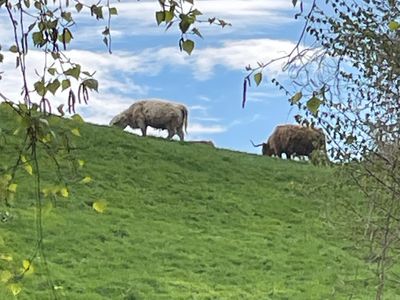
[252,124,326,159]
[110,99,188,141]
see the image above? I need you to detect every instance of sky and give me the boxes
[0,0,307,154]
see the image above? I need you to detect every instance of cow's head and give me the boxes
[262,142,274,156]
[110,113,129,129]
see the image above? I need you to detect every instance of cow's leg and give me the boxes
[167,129,176,139]
[177,127,184,141]
[140,126,147,137]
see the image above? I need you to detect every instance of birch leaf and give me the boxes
[93,200,107,213]
[9,284,22,296]
[80,176,92,184]
[8,184,17,193]
[0,270,12,283]
[60,187,69,198]
[71,128,81,137]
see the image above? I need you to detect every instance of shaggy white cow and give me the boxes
[110,99,188,141]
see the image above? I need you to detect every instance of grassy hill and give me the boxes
[0,104,397,299]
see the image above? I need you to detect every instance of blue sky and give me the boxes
[0,0,307,154]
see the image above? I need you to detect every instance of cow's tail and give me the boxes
[250,140,263,147]
[182,106,188,133]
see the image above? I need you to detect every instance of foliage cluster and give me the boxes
[271,1,400,298]
[240,1,400,297]
[155,0,230,55]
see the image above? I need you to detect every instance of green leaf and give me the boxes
[83,79,98,91]
[32,32,44,47]
[9,45,18,53]
[13,127,21,136]
[8,183,17,193]
[179,18,192,33]
[290,91,303,104]
[60,28,73,44]
[345,135,356,145]
[182,39,195,55]
[23,0,30,8]
[306,96,323,115]
[27,23,36,33]
[51,52,60,60]
[48,20,58,29]
[22,259,34,275]
[34,80,46,97]
[93,200,107,213]
[1,270,13,283]
[254,72,262,86]
[64,65,81,80]
[24,164,33,176]
[61,11,73,22]
[9,284,22,296]
[71,128,81,137]
[46,79,60,95]
[34,1,41,9]
[91,5,104,19]
[190,9,202,16]
[0,54,3,63]
[71,114,84,123]
[75,3,83,12]
[80,176,92,184]
[102,27,110,35]
[47,68,57,75]
[109,7,118,15]
[103,37,108,47]
[59,187,69,198]
[62,79,71,91]
[0,254,12,261]
[156,11,165,25]
[388,20,400,31]
[164,10,174,23]
[192,27,203,38]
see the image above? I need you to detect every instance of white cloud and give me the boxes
[109,0,294,34]
[62,0,296,45]
[197,95,212,102]
[196,0,293,27]
[189,39,297,80]
[246,91,282,103]
[0,48,228,136]
[0,36,295,139]
[188,123,227,134]
[87,39,296,82]
[189,105,208,111]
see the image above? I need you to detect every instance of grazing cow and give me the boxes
[189,140,215,147]
[252,124,326,159]
[110,99,188,141]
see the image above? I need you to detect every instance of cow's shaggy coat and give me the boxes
[253,124,326,159]
[110,99,188,141]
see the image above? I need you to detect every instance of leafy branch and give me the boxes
[155,0,231,54]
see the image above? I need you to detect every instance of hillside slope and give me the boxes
[0,105,396,299]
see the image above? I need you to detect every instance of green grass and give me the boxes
[0,105,397,299]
